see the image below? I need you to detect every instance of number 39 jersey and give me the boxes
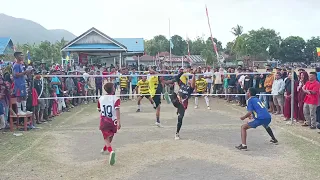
[98,95,120,122]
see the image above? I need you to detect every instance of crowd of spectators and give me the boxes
[1,52,319,134]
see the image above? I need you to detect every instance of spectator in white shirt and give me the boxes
[213,68,224,97]
[272,72,285,115]
[204,67,213,94]
[237,69,246,107]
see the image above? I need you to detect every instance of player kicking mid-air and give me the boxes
[98,83,121,165]
[171,69,196,140]
[135,75,156,112]
[236,87,278,150]
[195,75,211,110]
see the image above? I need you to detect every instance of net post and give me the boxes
[290,68,295,125]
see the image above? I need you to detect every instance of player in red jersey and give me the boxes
[98,83,121,165]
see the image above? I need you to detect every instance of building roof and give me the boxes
[66,44,123,50]
[133,55,154,61]
[61,27,144,54]
[159,52,170,57]
[0,37,13,55]
[186,55,206,63]
[114,38,144,53]
[164,56,190,62]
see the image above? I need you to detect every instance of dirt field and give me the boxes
[0,98,320,180]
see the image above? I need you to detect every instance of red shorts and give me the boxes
[101,130,115,139]
[100,117,117,139]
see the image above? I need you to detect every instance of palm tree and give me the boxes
[231,25,244,59]
[231,25,243,37]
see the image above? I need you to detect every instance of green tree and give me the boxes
[230,25,243,59]
[15,38,68,64]
[231,24,243,37]
[279,36,306,62]
[190,36,206,55]
[232,33,249,58]
[206,37,222,53]
[144,39,158,56]
[305,36,320,63]
[225,41,235,55]
[144,35,169,56]
[244,28,281,60]
[201,49,216,66]
[171,35,187,56]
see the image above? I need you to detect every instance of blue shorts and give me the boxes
[14,84,27,97]
[248,118,271,128]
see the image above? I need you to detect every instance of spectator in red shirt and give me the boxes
[302,72,320,129]
[77,78,84,104]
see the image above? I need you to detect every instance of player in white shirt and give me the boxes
[98,83,121,166]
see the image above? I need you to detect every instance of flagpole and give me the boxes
[169,18,172,67]
[205,5,219,66]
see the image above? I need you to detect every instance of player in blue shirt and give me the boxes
[236,87,278,150]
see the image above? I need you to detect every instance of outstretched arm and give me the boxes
[190,70,196,89]
[240,112,252,120]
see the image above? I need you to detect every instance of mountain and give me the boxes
[0,13,76,44]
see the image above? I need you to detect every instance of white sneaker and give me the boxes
[175,133,180,140]
[26,111,32,114]
[100,148,110,154]
[18,111,27,116]
[207,106,211,110]
[100,148,105,154]
[194,106,198,109]
[155,122,162,127]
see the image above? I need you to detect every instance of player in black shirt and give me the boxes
[171,69,196,140]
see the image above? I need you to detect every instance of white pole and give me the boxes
[138,55,140,71]
[290,68,295,124]
[114,57,116,66]
[169,18,172,67]
[119,53,122,69]
[182,56,184,68]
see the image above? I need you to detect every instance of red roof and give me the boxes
[158,52,170,57]
[133,55,154,61]
[164,56,190,62]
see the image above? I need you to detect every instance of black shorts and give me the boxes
[152,95,161,108]
[196,92,204,97]
[132,85,137,91]
[140,94,150,99]
[121,88,127,94]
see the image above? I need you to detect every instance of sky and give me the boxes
[0,0,319,47]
